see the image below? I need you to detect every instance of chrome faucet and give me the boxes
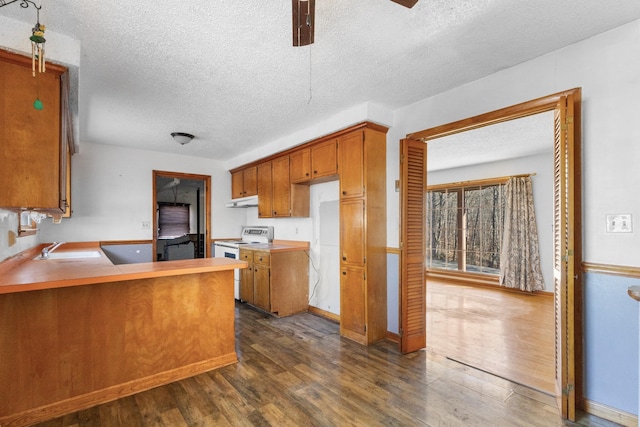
[40,242,65,259]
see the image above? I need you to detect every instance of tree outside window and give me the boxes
[426,183,505,275]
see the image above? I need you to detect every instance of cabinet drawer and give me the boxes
[254,251,270,266]
[239,249,254,262]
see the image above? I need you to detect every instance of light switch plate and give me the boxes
[606,213,632,233]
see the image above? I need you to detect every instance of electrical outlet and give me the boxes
[141,221,150,230]
[606,214,632,233]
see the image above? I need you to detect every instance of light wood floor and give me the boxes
[426,280,555,394]
[33,301,617,426]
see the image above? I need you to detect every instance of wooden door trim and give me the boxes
[401,88,582,420]
[407,88,581,141]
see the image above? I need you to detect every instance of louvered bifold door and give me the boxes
[553,94,576,421]
[400,138,427,354]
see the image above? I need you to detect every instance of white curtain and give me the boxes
[499,177,545,292]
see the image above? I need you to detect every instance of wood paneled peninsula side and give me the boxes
[0,242,245,427]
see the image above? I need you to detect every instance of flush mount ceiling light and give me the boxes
[171,132,194,145]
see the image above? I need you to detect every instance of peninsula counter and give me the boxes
[0,242,246,427]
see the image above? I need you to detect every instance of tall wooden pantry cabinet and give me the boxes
[337,125,387,345]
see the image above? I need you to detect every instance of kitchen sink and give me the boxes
[34,251,102,260]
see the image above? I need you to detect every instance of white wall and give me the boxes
[388,19,640,267]
[38,142,244,243]
[0,210,40,261]
[308,182,341,315]
[0,15,81,67]
[385,18,640,416]
[428,152,555,291]
[241,181,340,315]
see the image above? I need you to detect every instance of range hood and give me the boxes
[225,195,258,208]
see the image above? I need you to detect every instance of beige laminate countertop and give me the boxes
[0,242,247,295]
[241,242,309,253]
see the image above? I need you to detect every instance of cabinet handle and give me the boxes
[273,211,277,215]
[342,271,347,275]
[306,172,309,176]
[314,170,318,174]
[342,191,347,195]
[342,256,346,261]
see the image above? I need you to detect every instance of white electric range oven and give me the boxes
[213,226,274,299]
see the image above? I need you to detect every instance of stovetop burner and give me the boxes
[214,226,274,248]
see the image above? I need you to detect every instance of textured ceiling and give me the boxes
[427,111,554,171]
[2,0,640,163]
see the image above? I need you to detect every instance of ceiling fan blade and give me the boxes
[293,0,315,46]
[390,0,418,8]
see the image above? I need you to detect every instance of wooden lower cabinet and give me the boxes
[239,247,309,317]
[254,264,271,311]
[239,250,255,303]
[340,265,366,338]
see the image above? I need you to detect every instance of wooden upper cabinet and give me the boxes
[271,156,291,217]
[231,171,243,199]
[0,50,68,213]
[231,166,257,199]
[243,166,257,196]
[290,140,337,184]
[257,161,273,218]
[272,156,310,218]
[311,139,338,181]
[290,148,311,183]
[338,132,365,199]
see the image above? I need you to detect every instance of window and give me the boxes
[426,181,505,275]
[157,203,190,239]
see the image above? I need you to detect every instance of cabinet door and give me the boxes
[338,132,364,199]
[239,263,254,303]
[243,166,258,197]
[271,156,291,217]
[231,171,244,199]
[232,167,257,198]
[253,265,271,311]
[340,198,365,266]
[257,161,273,218]
[0,55,62,210]
[290,148,311,183]
[311,139,337,179]
[340,265,366,336]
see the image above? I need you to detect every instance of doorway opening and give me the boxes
[152,170,211,261]
[399,88,582,420]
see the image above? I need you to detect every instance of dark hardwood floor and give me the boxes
[34,301,617,426]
